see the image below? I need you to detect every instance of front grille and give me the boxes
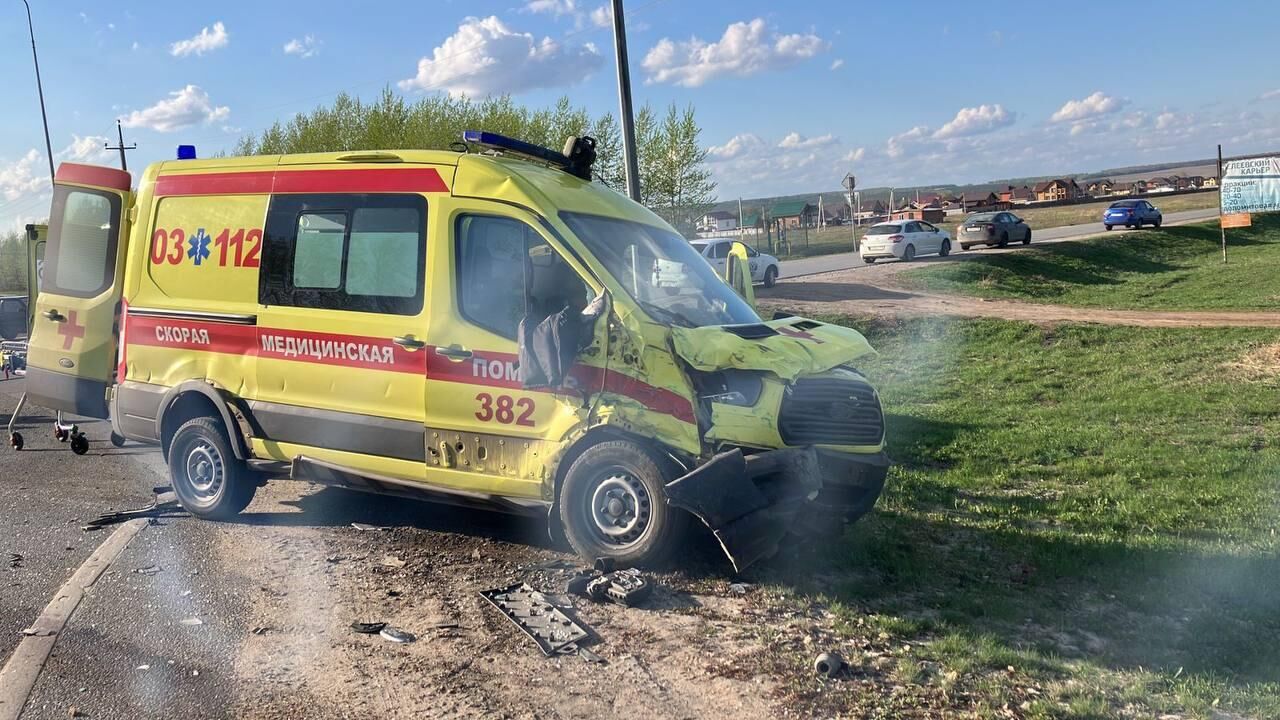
[779,376,883,446]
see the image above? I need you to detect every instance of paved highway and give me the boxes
[778,207,1219,279]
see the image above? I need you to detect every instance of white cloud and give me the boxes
[1050,91,1125,123]
[886,125,930,159]
[1260,89,1280,101]
[120,85,230,132]
[0,150,48,201]
[283,35,320,58]
[844,147,865,162]
[829,59,844,71]
[590,6,612,27]
[778,132,836,149]
[708,133,764,160]
[131,41,140,51]
[55,135,113,164]
[932,104,1014,140]
[524,0,578,16]
[642,18,827,88]
[398,16,603,97]
[170,21,228,58]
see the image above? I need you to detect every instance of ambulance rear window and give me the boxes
[44,186,121,298]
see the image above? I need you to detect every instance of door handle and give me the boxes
[393,335,425,350]
[43,309,65,322]
[435,345,472,361]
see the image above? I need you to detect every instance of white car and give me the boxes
[859,220,952,263]
[691,239,781,287]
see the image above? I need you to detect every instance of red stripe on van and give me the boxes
[153,167,449,197]
[56,163,131,191]
[124,313,695,425]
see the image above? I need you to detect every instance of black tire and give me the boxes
[938,239,951,257]
[902,244,916,262]
[864,257,876,264]
[763,266,778,288]
[1022,229,1032,245]
[998,232,1009,248]
[559,440,688,568]
[110,432,127,448]
[1105,224,1112,231]
[168,417,255,520]
[960,244,971,251]
[70,434,89,455]
[1154,217,1162,229]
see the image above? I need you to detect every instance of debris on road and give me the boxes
[83,497,185,531]
[380,627,416,643]
[814,651,845,678]
[19,627,56,637]
[380,555,407,569]
[575,645,606,664]
[250,626,271,635]
[729,582,752,595]
[350,522,385,531]
[567,567,654,607]
[8,552,21,568]
[180,617,204,626]
[134,565,163,576]
[480,582,592,657]
[350,621,387,634]
[136,665,150,671]
[68,705,85,718]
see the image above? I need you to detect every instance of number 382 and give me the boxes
[474,392,535,427]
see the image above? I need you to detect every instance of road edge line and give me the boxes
[0,511,155,720]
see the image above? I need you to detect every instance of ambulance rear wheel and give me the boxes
[559,440,688,568]
[168,417,255,520]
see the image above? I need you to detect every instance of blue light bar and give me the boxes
[462,130,568,167]
[176,145,197,160]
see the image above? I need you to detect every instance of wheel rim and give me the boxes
[184,440,224,503]
[585,469,652,548]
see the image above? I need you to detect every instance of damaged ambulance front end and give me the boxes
[554,208,888,573]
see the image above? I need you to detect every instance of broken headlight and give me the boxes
[695,369,764,407]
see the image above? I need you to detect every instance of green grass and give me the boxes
[749,191,1220,261]
[774,316,1280,718]
[897,215,1280,311]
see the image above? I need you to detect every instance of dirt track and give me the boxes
[760,263,1280,328]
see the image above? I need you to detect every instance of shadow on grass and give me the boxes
[760,282,916,303]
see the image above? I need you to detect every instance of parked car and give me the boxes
[690,239,781,287]
[959,212,1031,250]
[0,295,28,340]
[859,220,952,263]
[1103,199,1162,230]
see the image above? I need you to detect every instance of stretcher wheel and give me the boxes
[9,432,22,451]
[70,434,89,455]
[110,432,127,448]
[54,427,68,442]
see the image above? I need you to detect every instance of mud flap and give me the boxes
[664,447,821,573]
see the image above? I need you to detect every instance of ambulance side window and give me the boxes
[261,194,426,315]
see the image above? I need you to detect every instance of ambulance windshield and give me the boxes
[560,212,760,328]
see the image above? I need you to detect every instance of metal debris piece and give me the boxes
[134,565,162,576]
[350,621,387,634]
[380,627,416,643]
[576,645,606,664]
[180,617,204,626]
[250,626,271,635]
[814,651,845,678]
[20,627,55,637]
[480,583,592,656]
[83,498,185,531]
[434,622,460,630]
[8,553,22,568]
[380,555,407,569]
[136,665,150,671]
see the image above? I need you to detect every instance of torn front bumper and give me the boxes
[664,447,889,573]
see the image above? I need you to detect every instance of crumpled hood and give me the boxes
[670,317,876,381]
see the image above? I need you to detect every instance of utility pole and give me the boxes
[1218,143,1227,264]
[610,0,641,202]
[22,0,55,184]
[105,119,136,171]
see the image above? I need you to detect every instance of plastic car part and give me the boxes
[814,651,845,678]
[350,621,387,634]
[585,568,653,607]
[480,582,592,656]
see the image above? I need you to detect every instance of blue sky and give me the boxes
[3,0,1280,230]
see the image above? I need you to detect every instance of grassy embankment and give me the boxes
[766,315,1280,718]
[758,190,1220,261]
[897,214,1280,310]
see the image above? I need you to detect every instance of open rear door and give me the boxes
[24,223,46,335]
[26,164,132,418]
[724,241,756,309]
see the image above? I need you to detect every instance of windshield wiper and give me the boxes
[638,300,694,328]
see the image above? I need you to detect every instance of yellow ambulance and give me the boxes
[24,133,888,570]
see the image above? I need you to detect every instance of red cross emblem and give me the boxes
[777,325,824,344]
[57,310,86,350]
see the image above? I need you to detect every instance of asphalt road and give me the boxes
[778,207,1219,279]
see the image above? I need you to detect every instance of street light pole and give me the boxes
[22,0,56,185]
[610,0,642,202]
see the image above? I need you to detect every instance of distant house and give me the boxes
[1033,178,1085,202]
[1202,176,1219,188]
[1121,179,1148,195]
[854,199,887,221]
[699,210,738,232]
[961,191,1006,211]
[1086,179,1115,196]
[1147,177,1176,193]
[1184,175,1205,189]
[769,200,817,229]
[998,185,1037,204]
[739,211,763,231]
[890,207,946,223]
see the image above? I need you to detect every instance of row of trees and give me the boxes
[0,232,28,293]
[232,89,716,234]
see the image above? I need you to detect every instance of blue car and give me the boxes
[1103,199,1162,230]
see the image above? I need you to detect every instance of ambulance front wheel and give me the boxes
[559,440,688,568]
[168,417,256,520]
